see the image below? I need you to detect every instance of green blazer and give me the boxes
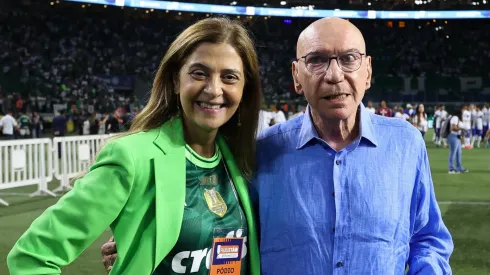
[7,118,260,275]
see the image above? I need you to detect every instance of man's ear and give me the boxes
[365,56,372,90]
[292,61,304,95]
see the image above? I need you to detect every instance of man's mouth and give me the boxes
[323,94,349,100]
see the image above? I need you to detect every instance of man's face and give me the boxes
[292,19,372,122]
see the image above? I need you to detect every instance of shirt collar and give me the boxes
[296,103,379,150]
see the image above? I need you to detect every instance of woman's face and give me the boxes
[418,104,424,113]
[178,42,245,133]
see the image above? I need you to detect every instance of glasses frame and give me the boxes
[298,51,366,74]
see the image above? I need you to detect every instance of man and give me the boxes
[101,18,453,274]
[462,104,472,148]
[433,105,441,145]
[17,111,31,139]
[0,110,18,140]
[366,100,376,114]
[253,18,452,274]
[376,100,392,117]
[439,105,449,148]
[52,110,67,159]
[482,103,489,142]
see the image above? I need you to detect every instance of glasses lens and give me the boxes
[305,53,329,74]
[338,52,362,72]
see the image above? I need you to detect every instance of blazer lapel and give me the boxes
[152,118,186,269]
[217,136,260,274]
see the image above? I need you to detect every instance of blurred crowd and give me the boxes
[1,1,490,119]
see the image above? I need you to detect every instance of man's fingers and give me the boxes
[103,253,118,269]
[101,241,117,255]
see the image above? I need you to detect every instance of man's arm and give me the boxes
[408,137,454,275]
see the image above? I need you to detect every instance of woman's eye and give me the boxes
[223,74,239,82]
[190,71,206,79]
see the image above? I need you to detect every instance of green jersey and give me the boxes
[19,115,30,129]
[153,144,248,275]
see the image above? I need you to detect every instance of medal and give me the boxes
[203,188,228,217]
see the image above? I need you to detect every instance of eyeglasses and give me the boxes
[298,51,366,74]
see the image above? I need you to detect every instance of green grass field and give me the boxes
[0,131,489,274]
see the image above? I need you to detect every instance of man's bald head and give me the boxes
[296,17,366,58]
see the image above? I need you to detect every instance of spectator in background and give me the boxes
[0,110,18,140]
[394,107,404,119]
[105,108,122,134]
[448,106,469,174]
[413,103,428,137]
[392,105,399,117]
[31,112,43,138]
[365,100,376,114]
[257,107,273,137]
[274,103,287,124]
[405,103,415,117]
[52,110,67,138]
[89,112,100,135]
[376,100,392,117]
[18,111,31,139]
[52,110,67,158]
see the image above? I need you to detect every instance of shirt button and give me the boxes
[332,227,336,232]
[336,160,341,165]
[332,192,335,197]
[336,261,344,267]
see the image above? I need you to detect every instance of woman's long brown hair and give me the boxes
[99,17,261,181]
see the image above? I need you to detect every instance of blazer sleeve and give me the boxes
[7,141,135,275]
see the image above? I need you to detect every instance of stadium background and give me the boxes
[0,0,489,274]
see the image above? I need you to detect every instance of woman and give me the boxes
[7,17,262,275]
[447,106,469,174]
[412,103,428,137]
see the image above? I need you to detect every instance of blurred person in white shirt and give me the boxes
[0,110,18,140]
[448,106,469,174]
[433,105,441,143]
[366,100,376,114]
[439,105,449,147]
[257,108,273,137]
[471,106,484,148]
[462,105,472,148]
[274,104,287,124]
[483,103,489,138]
[394,107,409,121]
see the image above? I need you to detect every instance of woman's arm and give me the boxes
[7,141,135,275]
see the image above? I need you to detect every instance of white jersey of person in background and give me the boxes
[437,108,449,147]
[462,108,472,147]
[471,109,485,148]
[412,114,428,134]
[274,109,287,124]
[470,106,477,132]
[450,116,464,135]
[257,110,274,137]
[435,109,442,130]
[483,106,490,128]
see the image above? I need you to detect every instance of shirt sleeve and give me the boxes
[407,137,454,275]
[7,141,134,275]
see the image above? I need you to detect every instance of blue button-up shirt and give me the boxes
[251,104,453,275]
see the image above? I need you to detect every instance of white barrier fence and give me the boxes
[0,138,56,206]
[0,135,112,206]
[52,135,111,193]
